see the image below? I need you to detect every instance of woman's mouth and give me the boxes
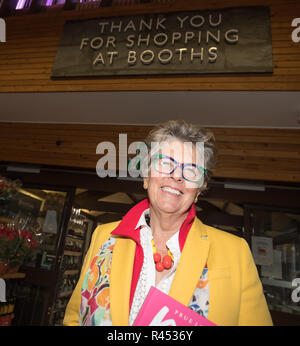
[161,186,183,197]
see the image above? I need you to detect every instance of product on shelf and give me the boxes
[50,208,90,326]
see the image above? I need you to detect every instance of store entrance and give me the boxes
[1,165,300,326]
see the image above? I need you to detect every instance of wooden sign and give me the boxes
[51,6,273,78]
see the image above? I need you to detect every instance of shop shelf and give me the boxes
[0,273,26,280]
[64,251,82,257]
[64,269,79,276]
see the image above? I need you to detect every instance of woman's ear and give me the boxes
[199,181,207,194]
[143,178,149,190]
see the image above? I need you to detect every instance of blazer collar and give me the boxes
[169,218,210,306]
[111,198,150,244]
[110,236,136,325]
[110,199,150,325]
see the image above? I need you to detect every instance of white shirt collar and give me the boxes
[135,208,150,230]
[135,208,180,255]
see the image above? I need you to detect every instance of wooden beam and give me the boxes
[203,185,300,210]
[96,212,123,224]
[81,200,134,214]
[75,190,114,205]
[0,166,145,194]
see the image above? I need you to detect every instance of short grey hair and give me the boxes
[141,119,216,185]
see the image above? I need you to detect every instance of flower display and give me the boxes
[0,176,22,203]
[0,224,38,273]
[0,176,40,274]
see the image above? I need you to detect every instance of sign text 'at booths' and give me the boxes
[51,6,273,78]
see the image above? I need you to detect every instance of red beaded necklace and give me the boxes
[151,239,174,272]
[145,213,174,272]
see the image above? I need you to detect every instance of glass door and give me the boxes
[51,205,95,326]
[245,205,300,325]
[0,179,74,325]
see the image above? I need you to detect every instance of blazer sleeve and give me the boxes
[238,238,273,326]
[63,226,110,326]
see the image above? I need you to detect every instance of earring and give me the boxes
[143,181,148,189]
[194,195,198,203]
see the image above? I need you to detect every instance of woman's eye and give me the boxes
[185,168,196,176]
[161,160,170,166]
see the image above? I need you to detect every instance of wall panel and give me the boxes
[0,0,300,92]
[0,123,299,183]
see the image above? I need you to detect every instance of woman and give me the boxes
[63,120,272,326]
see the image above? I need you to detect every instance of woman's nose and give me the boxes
[170,165,183,181]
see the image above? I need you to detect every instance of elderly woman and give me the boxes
[63,120,272,326]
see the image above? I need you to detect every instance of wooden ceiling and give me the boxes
[74,189,147,224]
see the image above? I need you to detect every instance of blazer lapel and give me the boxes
[169,218,210,306]
[110,236,136,326]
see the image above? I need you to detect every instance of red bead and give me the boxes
[155,262,164,272]
[153,253,161,263]
[163,255,172,269]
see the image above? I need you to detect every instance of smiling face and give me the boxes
[144,139,205,216]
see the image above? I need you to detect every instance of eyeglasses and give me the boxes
[153,154,206,185]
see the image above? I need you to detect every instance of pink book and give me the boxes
[133,286,216,326]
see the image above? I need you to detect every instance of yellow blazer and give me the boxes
[63,217,273,326]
